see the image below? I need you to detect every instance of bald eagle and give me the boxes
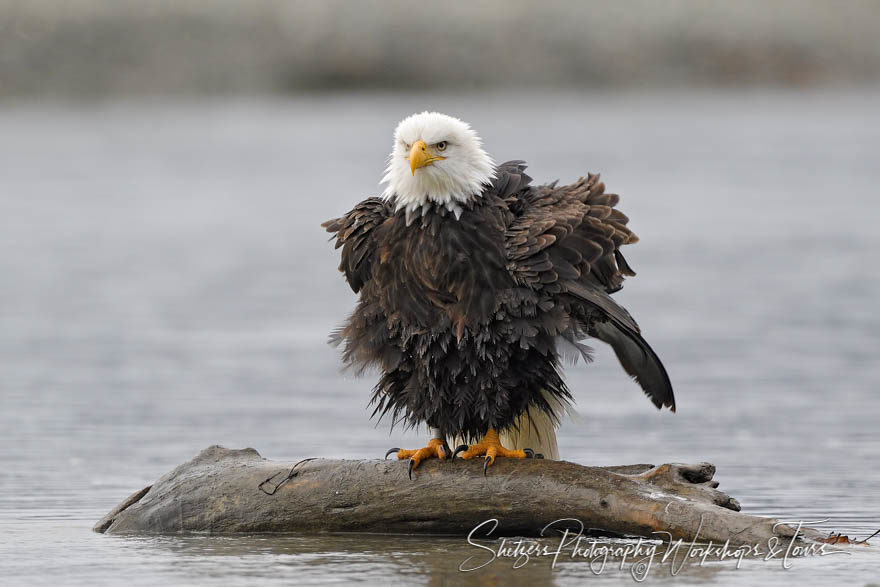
[324,112,674,476]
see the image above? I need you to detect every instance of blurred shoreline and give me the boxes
[2,0,879,100]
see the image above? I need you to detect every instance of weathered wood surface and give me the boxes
[95,445,826,545]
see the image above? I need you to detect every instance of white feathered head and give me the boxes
[382,112,495,222]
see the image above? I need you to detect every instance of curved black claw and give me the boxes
[408,459,416,480]
[483,455,492,476]
[523,448,545,459]
[384,448,401,460]
[452,444,469,460]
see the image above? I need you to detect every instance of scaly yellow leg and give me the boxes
[384,438,449,479]
[453,428,541,474]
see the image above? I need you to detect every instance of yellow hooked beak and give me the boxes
[407,140,445,175]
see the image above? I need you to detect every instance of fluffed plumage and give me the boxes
[324,155,675,444]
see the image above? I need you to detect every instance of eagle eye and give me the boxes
[435,141,447,151]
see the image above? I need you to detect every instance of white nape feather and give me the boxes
[381,111,495,224]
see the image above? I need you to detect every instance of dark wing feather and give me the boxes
[504,168,675,411]
[322,197,393,292]
[506,173,638,294]
[493,160,533,199]
[567,281,675,411]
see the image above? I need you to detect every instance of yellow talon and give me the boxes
[453,428,528,470]
[385,438,448,479]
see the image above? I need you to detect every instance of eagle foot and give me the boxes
[384,438,449,480]
[451,429,542,475]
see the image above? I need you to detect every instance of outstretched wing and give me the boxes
[322,197,393,293]
[505,170,637,295]
[503,164,675,411]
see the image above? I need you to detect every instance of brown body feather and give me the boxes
[323,161,674,440]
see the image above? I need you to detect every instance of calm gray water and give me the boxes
[1,90,879,585]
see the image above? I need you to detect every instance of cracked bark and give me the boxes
[95,445,826,546]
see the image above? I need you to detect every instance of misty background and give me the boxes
[2,2,879,585]
[2,0,880,98]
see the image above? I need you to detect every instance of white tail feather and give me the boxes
[451,392,565,460]
[500,407,559,460]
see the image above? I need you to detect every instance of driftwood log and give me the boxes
[95,445,827,546]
